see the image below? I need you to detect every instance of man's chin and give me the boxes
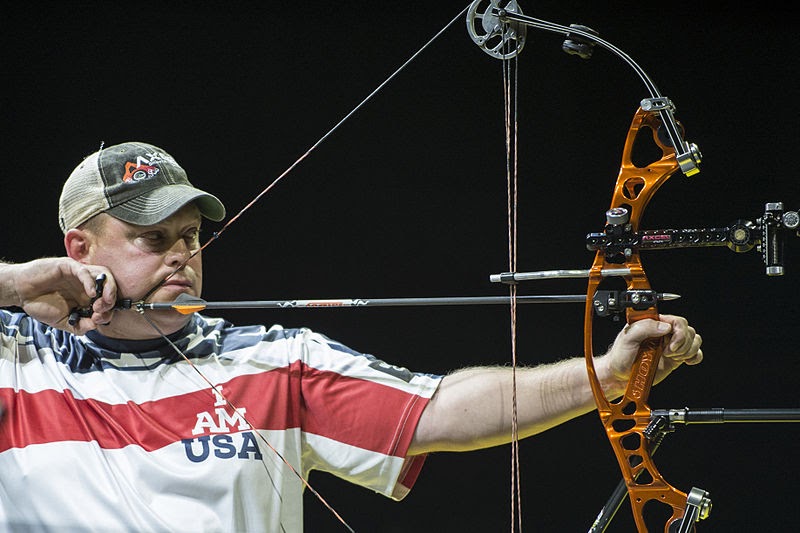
[153,286,197,302]
[103,307,193,339]
[148,307,196,326]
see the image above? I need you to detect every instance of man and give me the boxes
[0,142,702,532]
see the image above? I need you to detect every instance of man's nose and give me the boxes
[164,238,193,266]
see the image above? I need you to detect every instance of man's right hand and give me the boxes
[0,258,117,334]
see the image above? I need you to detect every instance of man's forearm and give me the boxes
[0,262,21,307]
[410,357,626,454]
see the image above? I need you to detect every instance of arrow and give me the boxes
[118,292,680,315]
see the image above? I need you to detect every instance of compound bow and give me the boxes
[468,2,706,529]
[471,1,798,531]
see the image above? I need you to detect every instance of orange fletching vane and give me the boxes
[172,304,207,314]
[169,294,208,314]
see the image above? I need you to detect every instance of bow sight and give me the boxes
[587,202,800,275]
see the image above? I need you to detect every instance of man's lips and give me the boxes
[161,279,194,293]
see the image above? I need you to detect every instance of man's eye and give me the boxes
[185,228,201,244]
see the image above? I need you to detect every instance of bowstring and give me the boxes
[502,30,523,533]
[131,5,472,530]
[137,4,472,305]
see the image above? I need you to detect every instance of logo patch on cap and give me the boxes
[120,151,176,182]
[122,161,160,182]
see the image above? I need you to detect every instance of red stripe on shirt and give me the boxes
[0,360,429,458]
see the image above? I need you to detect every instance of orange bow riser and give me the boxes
[584,107,710,532]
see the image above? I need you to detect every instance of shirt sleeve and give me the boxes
[291,327,442,499]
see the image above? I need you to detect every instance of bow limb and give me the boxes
[584,106,693,532]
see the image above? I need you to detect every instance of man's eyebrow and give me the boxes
[184,218,202,231]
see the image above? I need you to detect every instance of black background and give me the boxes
[3,1,799,531]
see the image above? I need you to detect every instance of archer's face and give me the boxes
[85,204,204,337]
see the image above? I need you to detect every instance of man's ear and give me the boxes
[64,229,93,262]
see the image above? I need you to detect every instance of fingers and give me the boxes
[622,314,703,367]
[618,317,673,345]
[656,315,703,376]
[665,317,691,353]
[69,315,101,336]
[675,334,703,365]
[69,263,117,325]
[684,346,703,365]
[658,314,701,355]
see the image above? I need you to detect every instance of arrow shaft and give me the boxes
[141,294,592,311]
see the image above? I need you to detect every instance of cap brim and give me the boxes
[106,184,226,226]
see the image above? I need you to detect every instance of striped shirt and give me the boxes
[0,309,441,532]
